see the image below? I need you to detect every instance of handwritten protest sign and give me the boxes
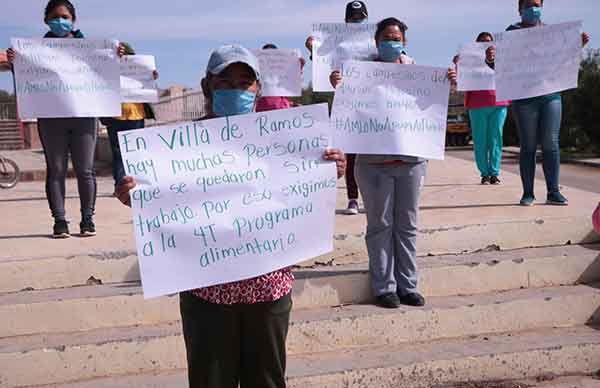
[11,38,121,118]
[457,42,496,91]
[494,21,583,101]
[120,55,159,103]
[331,61,450,160]
[119,104,336,298]
[252,49,302,97]
[312,23,377,92]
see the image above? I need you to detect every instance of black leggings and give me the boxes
[38,118,97,221]
[179,292,292,388]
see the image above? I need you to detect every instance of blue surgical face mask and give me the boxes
[47,18,73,37]
[377,40,405,62]
[212,89,256,117]
[521,6,542,24]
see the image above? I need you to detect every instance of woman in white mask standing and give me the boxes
[507,0,589,207]
[331,18,457,309]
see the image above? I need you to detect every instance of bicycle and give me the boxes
[0,153,20,189]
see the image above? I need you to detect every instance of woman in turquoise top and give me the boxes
[508,0,589,206]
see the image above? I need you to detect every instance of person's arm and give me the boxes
[115,176,136,207]
[5,48,15,72]
[330,70,342,89]
[323,148,346,179]
[485,45,495,70]
[582,32,590,47]
[305,36,314,61]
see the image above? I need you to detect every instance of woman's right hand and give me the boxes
[485,45,496,63]
[305,36,314,52]
[6,48,15,63]
[116,176,136,207]
[330,70,342,89]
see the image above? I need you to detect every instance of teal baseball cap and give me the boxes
[206,44,261,80]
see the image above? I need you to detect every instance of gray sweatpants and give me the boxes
[38,118,97,221]
[355,159,427,297]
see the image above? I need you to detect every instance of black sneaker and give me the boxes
[375,293,402,309]
[52,220,70,239]
[490,176,501,185]
[80,218,97,237]
[398,292,426,307]
[546,191,569,206]
[481,176,491,185]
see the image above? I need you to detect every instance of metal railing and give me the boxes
[150,90,206,125]
[0,103,17,120]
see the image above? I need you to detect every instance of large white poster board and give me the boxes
[120,55,159,103]
[494,21,583,101]
[457,42,496,91]
[11,38,121,118]
[312,23,377,92]
[331,61,450,160]
[253,49,302,97]
[119,104,337,298]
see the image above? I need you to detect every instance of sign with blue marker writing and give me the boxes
[11,38,121,119]
[331,61,450,160]
[494,21,583,101]
[252,49,302,97]
[312,23,377,92]
[119,104,336,298]
[457,42,496,92]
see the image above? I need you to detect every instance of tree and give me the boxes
[0,89,15,103]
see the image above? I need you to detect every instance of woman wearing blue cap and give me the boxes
[116,44,347,388]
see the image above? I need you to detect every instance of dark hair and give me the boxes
[262,43,278,50]
[45,0,76,21]
[375,18,408,42]
[518,0,543,10]
[476,32,494,42]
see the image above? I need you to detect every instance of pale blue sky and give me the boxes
[1,0,598,93]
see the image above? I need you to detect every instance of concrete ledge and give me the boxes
[3,326,599,388]
[1,245,598,334]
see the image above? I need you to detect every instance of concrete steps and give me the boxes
[17,326,600,388]
[1,245,599,338]
[1,157,599,387]
[1,283,598,387]
[0,120,23,150]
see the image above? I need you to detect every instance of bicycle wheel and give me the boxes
[0,158,20,189]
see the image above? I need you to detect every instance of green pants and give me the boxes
[179,291,292,388]
[468,106,508,177]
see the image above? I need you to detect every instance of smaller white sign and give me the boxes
[312,23,377,92]
[11,37,121,118]
[331,61,450,160]
[120,55,159,103]
[457,42,496,91]
[494,21,583,101]
[253,49,302,97]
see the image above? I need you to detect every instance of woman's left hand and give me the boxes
[447,68,457,86]
[117,43,127,58]
[582,32,590,47]
[323,148,347,179]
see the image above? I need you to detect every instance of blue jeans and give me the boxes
[355,159,427,296]
[512,97,562,196]
[107,119,145,186]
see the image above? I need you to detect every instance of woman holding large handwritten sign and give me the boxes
[6,0,100,238]
[507,0,590,206]
[116,45,346,388]
[331,18,457,309]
